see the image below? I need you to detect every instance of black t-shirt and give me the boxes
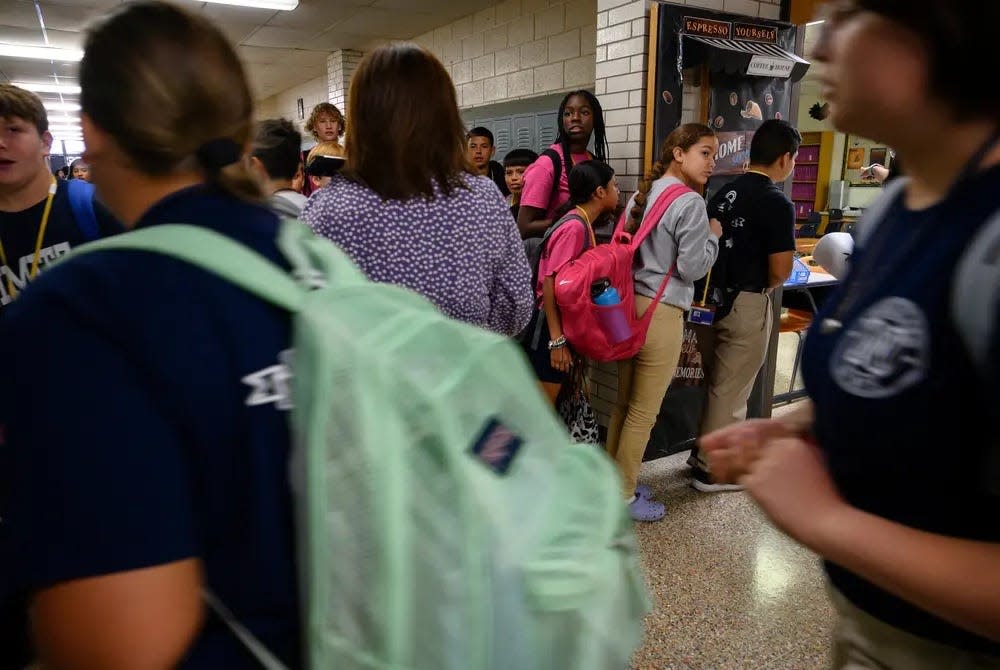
[0,180,122,309]
[802,165,1000,655]
[705,172,795,292]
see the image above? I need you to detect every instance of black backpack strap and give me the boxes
[530,213,588,292]
[542,148,562,210]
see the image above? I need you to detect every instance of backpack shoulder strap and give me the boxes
[65,221,311,311]
[65,179,99,241]
[952,208,1000,372]
[203,590,289,670]
[628,183,694,250]
[542,148,562,209]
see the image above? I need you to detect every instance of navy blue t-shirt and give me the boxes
[802,165,1000,654]
[0,186,300,667]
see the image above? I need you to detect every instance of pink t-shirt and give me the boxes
[535,214,591,300]
[519,144,592,220]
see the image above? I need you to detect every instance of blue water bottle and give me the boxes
[591,280,621,306]
[591,279,632,344]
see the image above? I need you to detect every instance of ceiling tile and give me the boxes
[0,25,84,49]
[264,0,368,31]
[0,0,535,106]
[242,24,322,48]
[299,28,371,52]
[182,1,278,25]
[333,7,433,39]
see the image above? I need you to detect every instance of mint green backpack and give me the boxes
[72,220,650,670]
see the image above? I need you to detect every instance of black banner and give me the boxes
[652,3,798,167]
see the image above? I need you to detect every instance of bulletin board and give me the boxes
[842,134,892,186]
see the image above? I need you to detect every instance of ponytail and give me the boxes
[627,160,666,233]
[195,138,263,201]
[626,123,715,233]
[211,162,264,201]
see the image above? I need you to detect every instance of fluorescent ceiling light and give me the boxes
[44,102,81,112]
[0,44,83,62]
[200,0,298,9]
[806,20,825,26]
[47,117,80,125]
[12,81,81,94]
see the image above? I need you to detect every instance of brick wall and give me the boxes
[413,0,598,110]
[589,0,780,426]
[327,49,364,115]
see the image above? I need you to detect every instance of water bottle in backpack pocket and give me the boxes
[590,278,632,345]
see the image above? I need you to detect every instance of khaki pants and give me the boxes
[694,291,772,470]
[605,295,685,497]
[829,587,1000,669]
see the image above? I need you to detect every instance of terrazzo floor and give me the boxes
[630,437,836,669]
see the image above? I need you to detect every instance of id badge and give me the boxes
[688,305,716,326]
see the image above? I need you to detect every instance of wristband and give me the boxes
[548,335,567,350]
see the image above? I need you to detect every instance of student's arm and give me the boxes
[765,196,796,288]
[542,276,571,373]
[699,399,814,482]
[32,560,204,670]
[1,301,203,666]
[517,158,558,239]
[744,438,1000,642]
[488,202,534,336]
[768,251,794,288]
[672,195,720,281]
[517,206,553,239]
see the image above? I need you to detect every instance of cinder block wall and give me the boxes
[413,0,598,108]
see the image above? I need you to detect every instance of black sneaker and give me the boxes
[691,467,744,493]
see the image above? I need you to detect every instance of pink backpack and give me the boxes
[553,183,692,362]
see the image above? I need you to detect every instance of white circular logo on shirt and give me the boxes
[829,297,929,399]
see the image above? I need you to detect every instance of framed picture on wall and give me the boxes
[843,134,888,187]
[847,147,865,170]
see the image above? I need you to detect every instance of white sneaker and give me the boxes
[691,468,744,493]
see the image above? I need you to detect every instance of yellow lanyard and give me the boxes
[0,177,58,300]
[574,206,598,248]
[698,268,712,306]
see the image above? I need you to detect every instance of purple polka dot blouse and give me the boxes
[302,173,533,336]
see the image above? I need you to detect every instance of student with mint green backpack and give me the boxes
[0,4,649,669]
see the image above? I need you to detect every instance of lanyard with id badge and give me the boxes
[688,267,716,325]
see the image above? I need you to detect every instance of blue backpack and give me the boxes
[66,179,99,241]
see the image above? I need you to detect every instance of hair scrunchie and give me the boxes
[196,138,241,172]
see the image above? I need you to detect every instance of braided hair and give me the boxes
[554,90,609,182]
[626,123,715,233]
